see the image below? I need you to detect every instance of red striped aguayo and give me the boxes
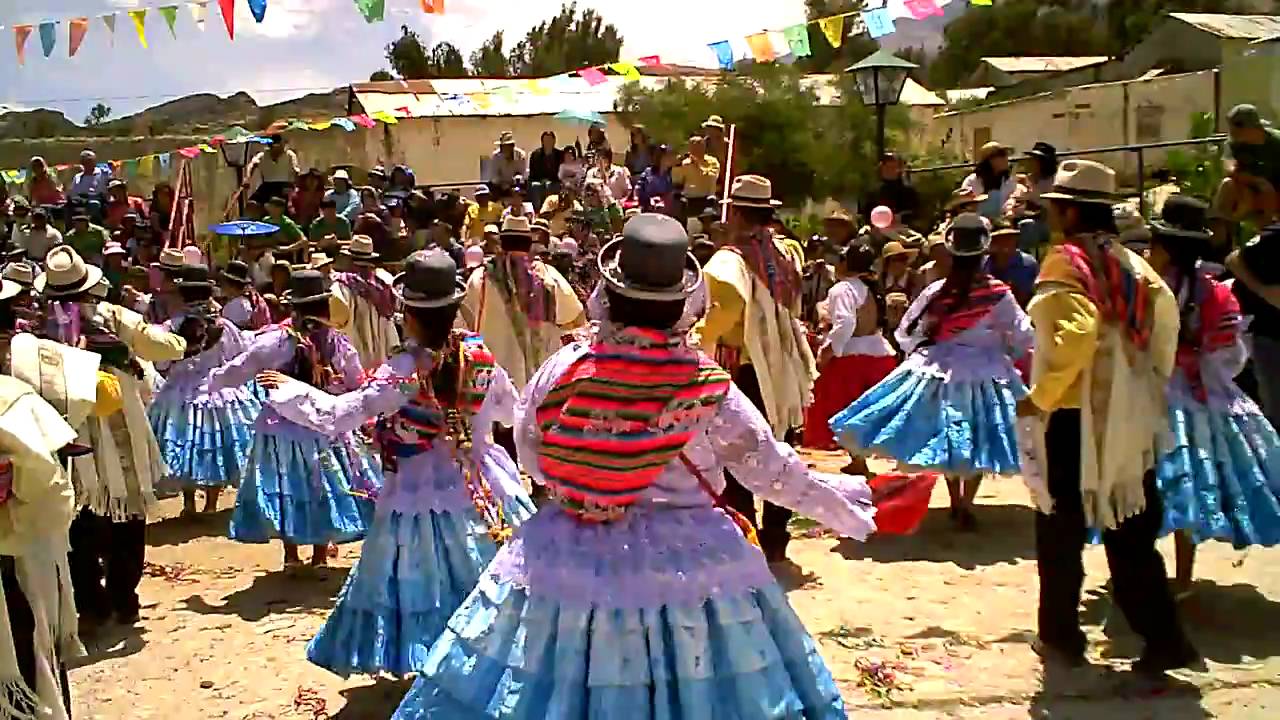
[1176,273,1243,402]
[925,276,1013,343]
[537,327,732,520]
[1058,240,1153,351]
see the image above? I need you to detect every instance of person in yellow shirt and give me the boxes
[464,185,503,244]
[1023,160,1198,675]
[672,135,721,225]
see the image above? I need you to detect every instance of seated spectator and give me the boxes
[243,134,300,204]
[488,131,528,193]
[406,190,436,249]
[263,196,306,259]
[586,147,632,203]
[464,185,503,243]
[529,131,563,200]
[539,184,584,238]
[102,179,147,230]
[13,207,62,262]
[325,169,361,222]
[353,211,391,261]
[309,198,353,249]
[367,165,388,194]
[387,165,416,198]
[69,149,112,205]
[582,178,623,235]
[291,168,326,228]
[671,135,720,222]
[385,198,409,240]
[625,125,656,177]
[149,181,175,247]
[6,198,30,249]
[64,213,111,263]
[358,186,385,219]
[960,142,1018,221]
[501,185,536,222]
[25,157,64,207]
[636,144,675,214]
[558,145,584,192]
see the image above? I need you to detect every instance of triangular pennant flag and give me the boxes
[905,0,943,19]
[578,66,608,86]
[350,114,377,129]
[864,9,896,39]
[970,0,992,4]
[159,152,172,171]
[638,55,661,67]
[370,110,399,124]
[782,24,811,58]
[159,6,179,38]
[745,32,775,63]
[128,10,148,48]
[708,40,734,71]
[248,0,268,23]
[420,0,444,13]
[13,25,32,66]
[819,16,845,48]
[610,61,641,82]
[527,79,551,96]
[331,117,356,132]
[189,1,209,30]
[887,0,912,19]
[353,0,386,23]
[469,94,491,110]
[123,159,139,176]
[178,147,201,159]
[38,22,56,58]
[101,14,116,46]
[218,0,234,39]
[307,120,333,130]
[198,143,218,153]
[139,155,155,177]
[69,18,89,57]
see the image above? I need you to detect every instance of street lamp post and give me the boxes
[847,50,919,159]
[218,138,257,218]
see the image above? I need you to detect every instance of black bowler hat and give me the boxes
[1027,141,1057,161]
[1151,194,1211,240]
[598,213,702,301]
[284,270,330,305]
[944,213,992,257]
[221,260,252,286]
[177,264,216,288]
[394,249,466,308]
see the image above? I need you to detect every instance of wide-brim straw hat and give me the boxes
[395,249,467,308]
[310,252,335,269]
[501,215,533,236]
[977,141,1011,164]
[722,174,781,208]
[342,234,380,262]
[157,247,187,272]
[702,115,726,131]
[0,279,22,302]
[598,214,702,301]
[945,189,988,212]
[1,262,35,288]
[1040,159,1119,205]
[825,208,856,225]
[495,131,516,146]
[879,241,917,262]
[35,246,104,297]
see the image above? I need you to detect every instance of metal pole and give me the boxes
[876,105,887,159]
[720,124,737,223]
[1136,147,1146,217]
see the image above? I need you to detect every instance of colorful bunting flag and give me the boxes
[394,106,412,116]
[128,10,148,48]
[745,32,776,63]
[864,8,896,39]
[370,110,399,123]
[13,25,31,66]
[198,144,217,153]
[350,114,377,129]
[970,0,991,4]
[123,159,139,177]
[782,24,811,58]
[189,1,209,30]
[886,0,911,19]
[38,22,56,58]
[638,55,662,67]
[331,117,356,132]
[494,86,517,103]
[470,94,491,110]
[819,16,845,48]
[159,6,180,38]
[708,40,734,71]
[528,79,551,96]
[218,0,235,39]
[69,18,89,57]
[353,0,385,23]
[249,0,268,23]
[159,153,172,171]
[139,155,155,177]
[420,0,445,13]
[610,61,641,82]
[905,0,943,19]
[307,120,333,130]
[578,66,608,86]
[102,14,116,46]
[178,147,201,159]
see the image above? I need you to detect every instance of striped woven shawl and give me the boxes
[923,276,1012,343]
[537,327,731,515]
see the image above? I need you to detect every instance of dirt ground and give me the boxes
[71,452,1280,719]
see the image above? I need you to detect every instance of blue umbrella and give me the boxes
[208,221,279,237]
[555,108,606,126]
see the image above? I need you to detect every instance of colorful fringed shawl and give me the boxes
[536,327,732,521]
[1174,272,1242,402]
[920,276,1013,343]
[334,270,396,320]
[727,230,801,311]
[1056,238,1153,351]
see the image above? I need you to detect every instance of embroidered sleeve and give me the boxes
[709,386,876,540]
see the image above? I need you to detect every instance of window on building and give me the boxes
[973,127,992,159]
[1136,103,1165,144]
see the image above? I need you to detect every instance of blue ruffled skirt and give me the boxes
[148,385,262,488]
[829,360,1025,476]
[390,506,846,720]
[229,430,381,545]
[1157,401,1280,548]
[307,493,537,678]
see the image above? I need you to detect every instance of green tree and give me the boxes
[369,69,394,82]
[385,25,467,79]
[505,2,623,77]
[470,31,510,77]
[616,64,889,206]
[84,102,112,127]
[798,0,878,73]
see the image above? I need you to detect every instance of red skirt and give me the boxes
[803,353,898,450]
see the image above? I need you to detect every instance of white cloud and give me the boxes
[238,0,338,40]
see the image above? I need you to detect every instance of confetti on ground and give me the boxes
[855,655,912,706]
[292,686,328,719]
[142,561,199,584]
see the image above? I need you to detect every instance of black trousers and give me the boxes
[1,556,72,716]
[67,508,146,620]
[1036,410,1192,658]
[720,365,794,558]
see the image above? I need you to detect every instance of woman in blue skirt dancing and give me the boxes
[830,214,1034,530]
[391,214,876,720]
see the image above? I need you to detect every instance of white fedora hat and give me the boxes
[341,234,380,262]
[1040,159,1119,205]
[1,262,35,288]
[501,215,533,235]
[722,174,781,208]
[35,246,104,297]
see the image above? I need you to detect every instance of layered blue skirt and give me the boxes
[1157,401,1280,548]
[229,430,381,545]
[148,385,262,489]
[390,506,846,720]
[307,494,537,678]
[829,360,1025,476]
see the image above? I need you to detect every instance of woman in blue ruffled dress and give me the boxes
[148,264,262,516]
[391,214,876,720]
[285,250,535,678]
[207,269,381,571]
[1144,201,1280,597]
[830,214,1034,530]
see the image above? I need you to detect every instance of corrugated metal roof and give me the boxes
[352,74,945,119]
[980,57,1111,73]
[1169,13,1280,39]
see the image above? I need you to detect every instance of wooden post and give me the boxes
[720,124,737,223]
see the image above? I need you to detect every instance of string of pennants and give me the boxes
[5,0,446,65]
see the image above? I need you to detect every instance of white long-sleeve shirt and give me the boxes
[822,278,894,357]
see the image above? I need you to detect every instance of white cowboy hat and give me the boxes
[341,234,380,262]
[722,174,782,208]
[0,279,22,302]
[310,252,335,269]
[500,215,533,235]
[1040,159,1119,206]
[1,262,35,287]
[495,131,516,146]
[35,246,104,297]
[158,247,187,270]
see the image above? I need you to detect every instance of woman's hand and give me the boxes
[256,370,290,389]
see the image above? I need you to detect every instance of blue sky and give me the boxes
[0,0,809,122]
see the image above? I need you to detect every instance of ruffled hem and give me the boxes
[392,575,845,720]
[149,393,261,488]
[830,364,1024,476]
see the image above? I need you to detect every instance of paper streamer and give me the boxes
[102,13,116,45]
[159,5,179,38]
[129,10,148,48]
[864,8,896,39]
[819,16,845,48]
[610,61,641,81]
[249,0,268,23]
[189,1,209,30]
[578,66,608,86]
[13,25,31,66]
[745,32,775,62]
[782,24,811,57]
[218,0,235,39]
[38,22,56,58]
[708,40,734,70]
[906,0,943,19]
[354,0,386,23]
[69,18,89,57]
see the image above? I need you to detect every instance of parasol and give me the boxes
[208,221,279,236]
[554,109,606,126]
